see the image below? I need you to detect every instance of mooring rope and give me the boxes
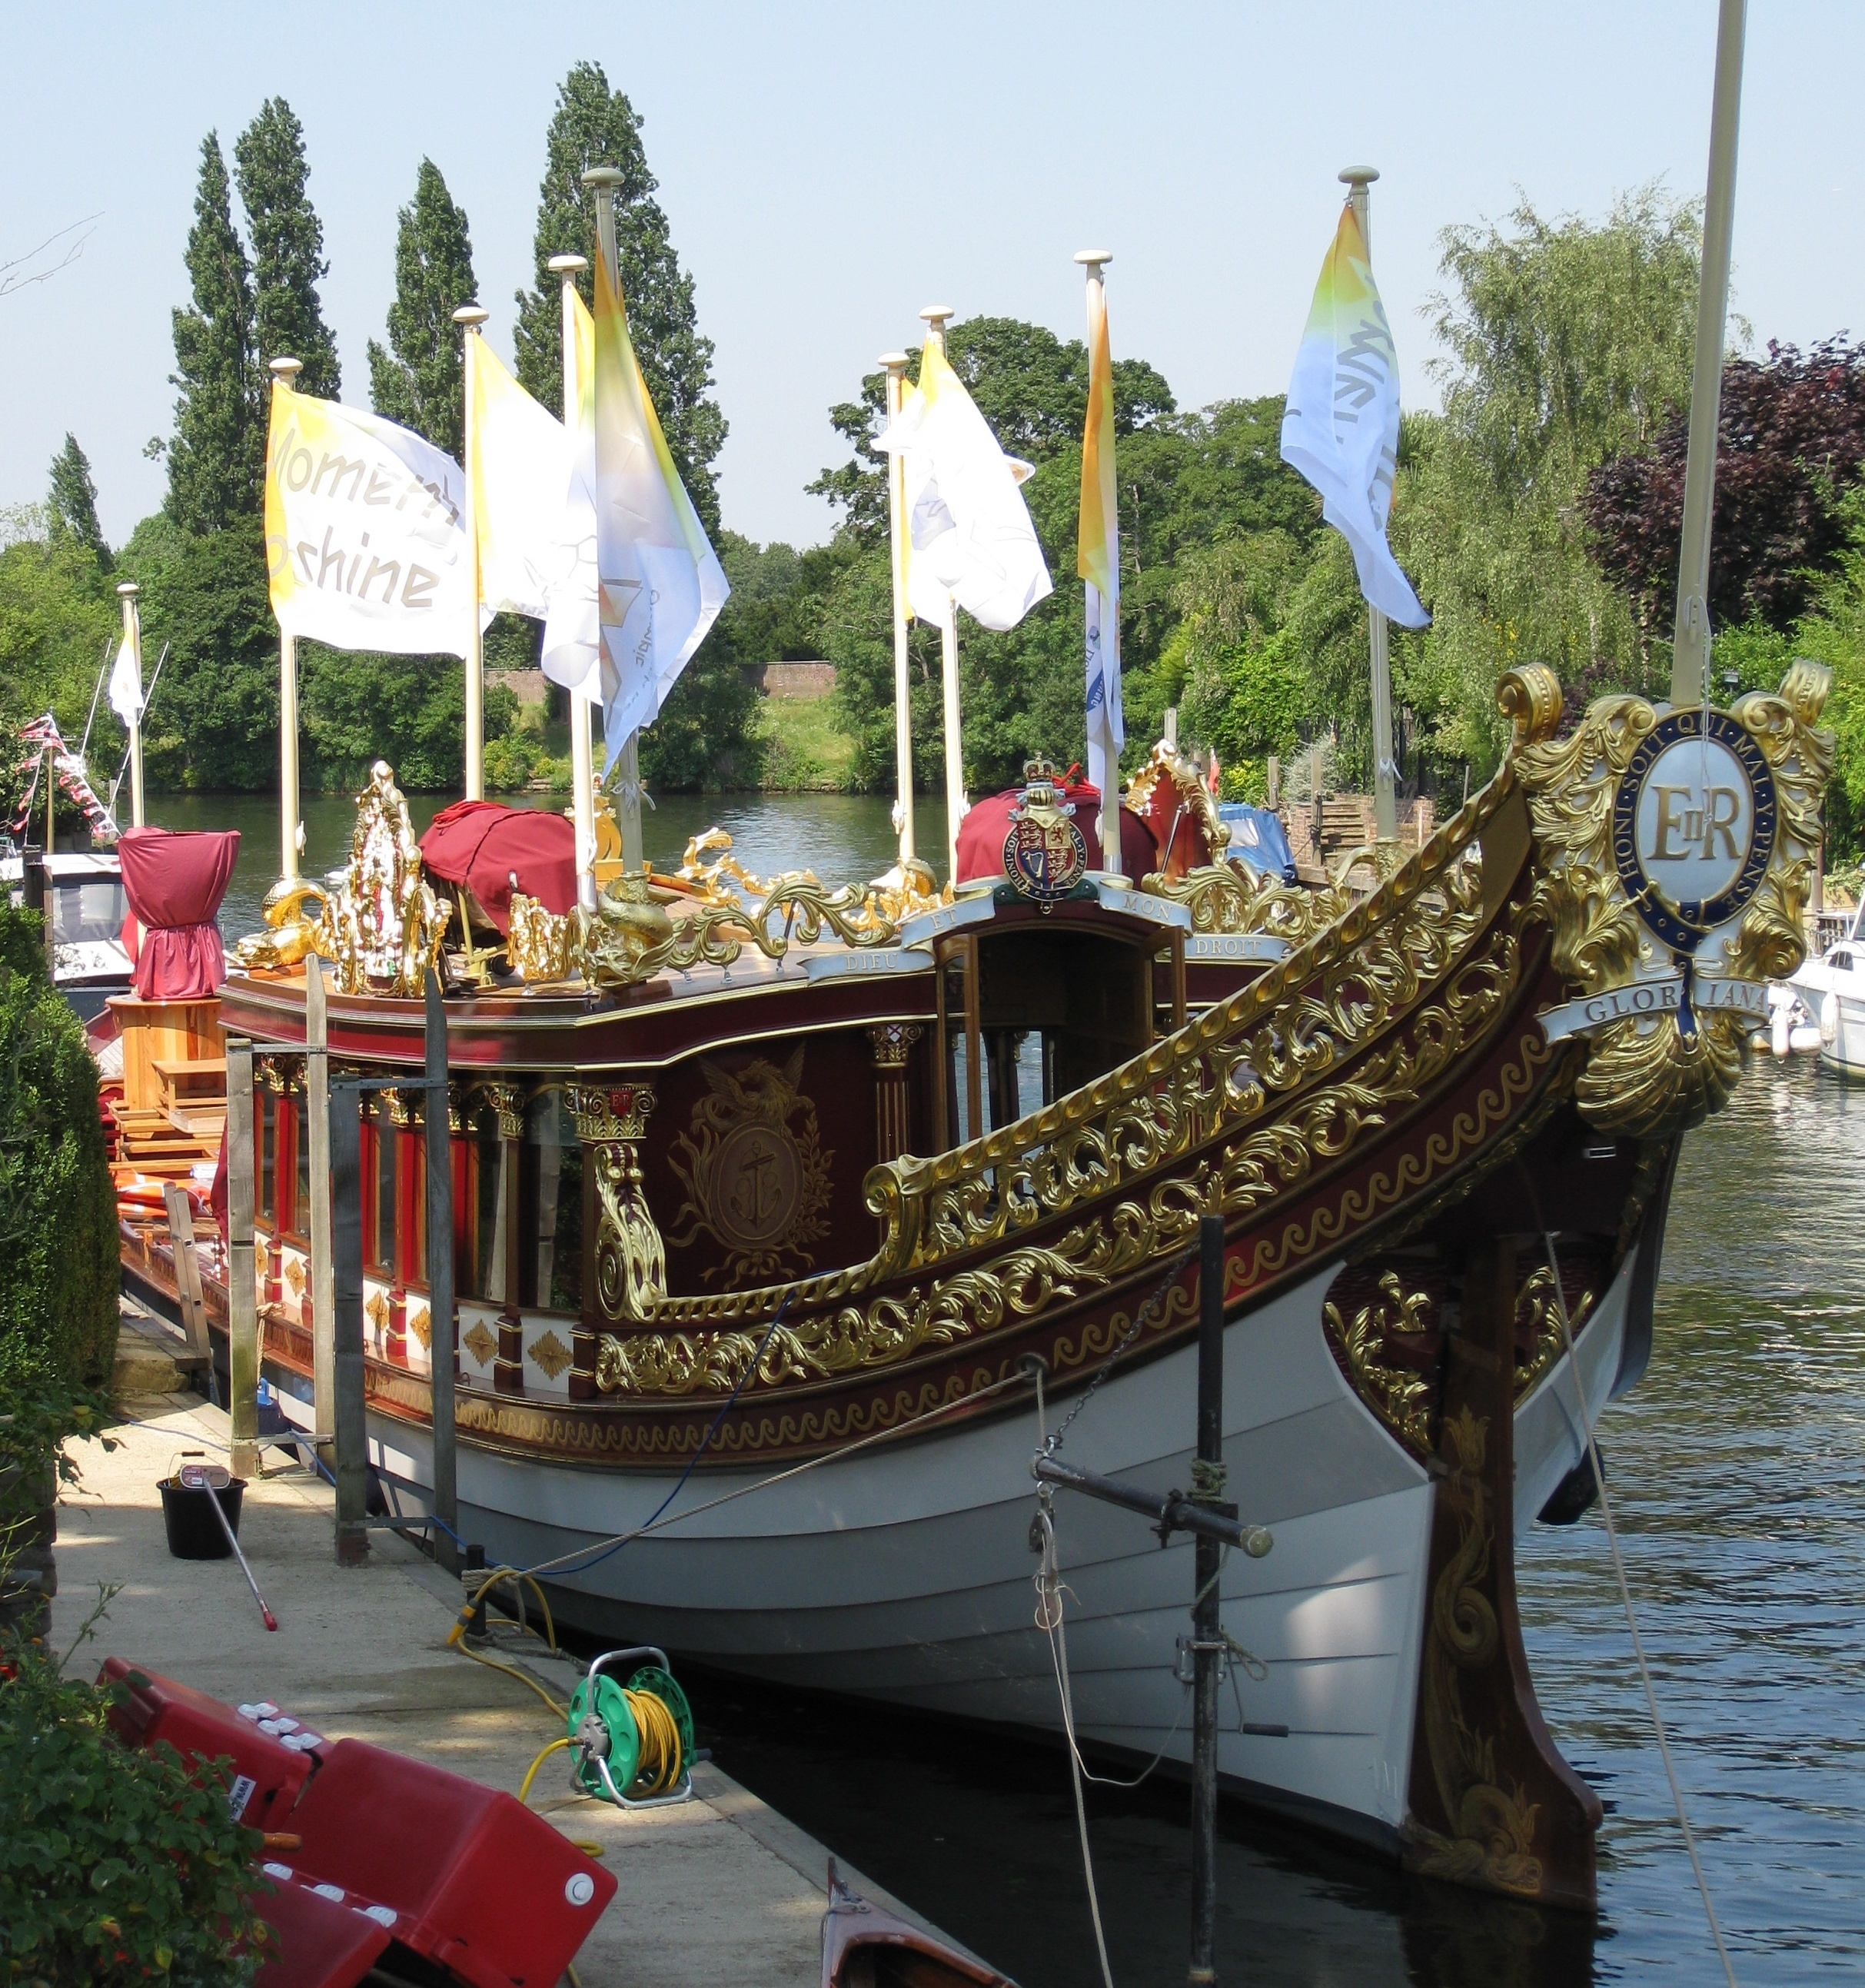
[1534,1215,1740,1988]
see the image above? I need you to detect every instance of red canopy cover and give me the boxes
[419,800,575,936]
[116,826,239,1000]
[954,775,1157,886]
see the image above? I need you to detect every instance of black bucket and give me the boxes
[158,1477,245,1560]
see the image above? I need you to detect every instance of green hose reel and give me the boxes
[566,1645,696,1808]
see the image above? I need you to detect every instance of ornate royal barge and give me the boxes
[114,658,1830,1911]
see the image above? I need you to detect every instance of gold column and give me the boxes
[568,1082,660,1400]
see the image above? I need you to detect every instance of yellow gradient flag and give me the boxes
[467,332,583,623]
[1279,202,1427,627]
[264,378,479,656]
[1077,275,1123,810]
[587,237,726,759]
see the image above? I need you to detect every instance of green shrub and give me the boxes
[0,906,118,1385]
[0,1647,271,1986]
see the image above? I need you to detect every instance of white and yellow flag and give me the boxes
[878,340,1052,633]
[539,290,603,704]
[264,379,481,656]
[1078,275,1122,819]
[467,333,586,626]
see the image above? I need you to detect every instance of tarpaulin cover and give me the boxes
[1217,803,1298,885]
[954,774,1156,886]
[420,800,575,936]
[116,827,239,999]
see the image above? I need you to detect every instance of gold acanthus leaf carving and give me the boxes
[1325,1272,1436,1453]
[595,751,1527,1351]
[1140,859,1352,947]
[1514,1265,1596,1398]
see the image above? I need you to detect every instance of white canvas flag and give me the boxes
[1279,203,1428,629]
[877,340,1052,633]
[540,289,602,706]
[107,632,141,726]
[468,332,586,626]
[264,379,485,657]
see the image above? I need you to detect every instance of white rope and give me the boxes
[1032,1368,1116,1988]
[1540,1227,1739,1987]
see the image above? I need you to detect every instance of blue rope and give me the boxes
[530,1302,792,1584]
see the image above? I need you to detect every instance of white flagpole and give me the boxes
[115,581,145,829]
[1340,166,1398,843]
[919,304,966,882]
[583,165,644,873]
[1671,0,1747,709]
[268,356,304,882]
[454,304,490,801]
[882,351,916,869]
[549,252,600,910]
[1075,249,1122,878]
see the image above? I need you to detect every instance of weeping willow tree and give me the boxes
[1391,188,1704,772]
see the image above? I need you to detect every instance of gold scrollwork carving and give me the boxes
[593,1137,667,1330]
[1141,860,1352,948]
[1324,1272,1435,1452]
[567,1082,655,1145]
[1408,1405,1545,1898]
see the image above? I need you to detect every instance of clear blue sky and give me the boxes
[2,1,1857,553]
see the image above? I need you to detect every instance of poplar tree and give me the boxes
[367,160,477,459]
[512,61,724,527]
[234,97,341,396]
[165,133,261,534]
[48,435,110,570]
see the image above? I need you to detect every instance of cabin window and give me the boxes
[461,1104,506,1302]
[518,1090,583,1313]
[364,1112,394,1275]
[258,1089,276,1225]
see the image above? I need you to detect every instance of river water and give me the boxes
[151,789,1865,1983]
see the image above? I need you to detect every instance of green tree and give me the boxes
[165,134,261,536]
[47,435,109,570]
[234,97,340,394]
[367,159,477,459]
[512,62,725,526]
[1394,188,1700,770]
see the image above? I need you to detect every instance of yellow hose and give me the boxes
[445,1620,567,1719]
[622,1687,683,1796]
[517,1735,570,1806]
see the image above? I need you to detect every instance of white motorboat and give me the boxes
[1786,900,1865,1075]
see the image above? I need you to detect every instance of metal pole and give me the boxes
[919,306,966,883]
[1670,0,1747,708]
[883,351,917,869]
[1189,1212,1226,1987]
[330,1074,369,1565]
[454,305,490,801]
[116,583,145,829]
[268,358,304,886]
[583,165,645,872]
[1339,168,1398,843]
[1075,249,1124,878]
[424,969,457,1572]
[305,961,334,1445]
[550,251,600,912]
[225,1038,260,1481]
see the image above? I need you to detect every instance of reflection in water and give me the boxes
[150,790,1863,1980]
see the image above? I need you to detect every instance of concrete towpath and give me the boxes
[48,1373,949,1987]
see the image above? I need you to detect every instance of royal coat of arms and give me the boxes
[1002,760,1090,905]
[667,1048,833,1284]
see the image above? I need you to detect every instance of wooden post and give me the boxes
[330,1077,369,1566]
[116,583,145,829]
[962,932,983,1144]
[1402,1236,1603,1908]
[305,962,334,1444]
[424,971,457,1571]
[225,1037,260,1480]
